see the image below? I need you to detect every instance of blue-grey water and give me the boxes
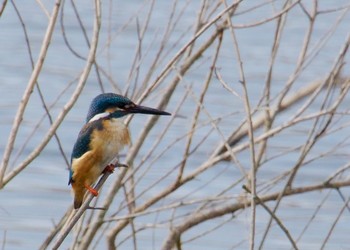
[1,1,350,249]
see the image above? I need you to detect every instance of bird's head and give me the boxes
[86,93,171,122]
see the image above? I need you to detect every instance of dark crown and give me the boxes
[86,93,133,122]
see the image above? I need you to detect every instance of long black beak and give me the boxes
[127,104,171,116]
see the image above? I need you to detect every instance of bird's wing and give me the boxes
[68,120,103,185]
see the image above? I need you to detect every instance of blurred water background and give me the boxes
[1,1,350,249]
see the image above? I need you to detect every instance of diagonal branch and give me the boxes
[0,0,62,187]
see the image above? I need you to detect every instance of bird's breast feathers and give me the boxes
[71,117,130,178]
[91,118,131,165]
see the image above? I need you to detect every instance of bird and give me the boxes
[68,93,171,209]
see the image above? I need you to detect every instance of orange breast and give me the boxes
[71,118,130,187]
[90,118,131,169]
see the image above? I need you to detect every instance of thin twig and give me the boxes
[52,167,112,249]
[320,194,350,250]
[161,179,350,250]
[243,185,298,250]
[11,0,70,167]
[1,0,103,187]
[0,0,62,187]
[223,0,257,247]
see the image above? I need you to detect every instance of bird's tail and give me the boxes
[72,185,85,209]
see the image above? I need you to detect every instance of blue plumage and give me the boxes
[69,92,170,209]
[86,93,133,122]
[69,94,132,185]
[68,120,102,185]
[71,121,101,160]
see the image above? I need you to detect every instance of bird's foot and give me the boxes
[85,184,98,196]
[102,164,115,174]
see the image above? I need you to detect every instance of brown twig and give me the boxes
[0,0,62,187]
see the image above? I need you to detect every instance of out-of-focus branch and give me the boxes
[0,0,62,187]
[161,179,350,250]
[0,0,7,16]
[52,161,112,250]
[0,0,102,188]
[223,0,257,247]
[136,0,242,104]
[11,0,70,167]
[213,75,350,159]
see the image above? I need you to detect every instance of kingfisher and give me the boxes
[68,93,170,209]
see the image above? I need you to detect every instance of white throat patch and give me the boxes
[88,112,110,123]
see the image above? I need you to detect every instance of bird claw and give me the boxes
[102,164,115,174]
[102,163,128,174]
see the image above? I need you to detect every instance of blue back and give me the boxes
[71,120,103,161]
